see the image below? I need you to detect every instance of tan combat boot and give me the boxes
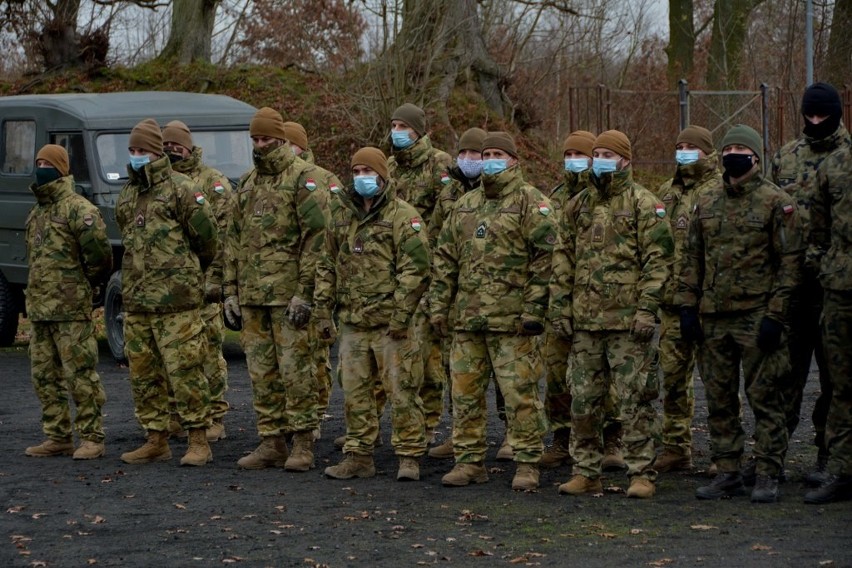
[512,463,540,491]
[206,421,226,442]
[324,453,376,479]
[539,428,573,469]
[496,436,513,461]
[558,474,603,495]
[284,431,315,472]
[237,435,288,469]
[428,438,454,459]
[602,431,626,472]
[121,431,172,464]
[25,438,74,457]
[168,415,186,439]
[73,440,105,460]
[655,448,693,473]
[442,462,489,486]
[181,429,213,466]
[397,457,421,481]
[627,476,656,498]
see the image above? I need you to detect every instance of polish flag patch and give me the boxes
[783,204,795,215]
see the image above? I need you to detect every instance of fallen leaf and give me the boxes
[752,544,772,551]
[468,550,493,557]
[31,513,45,520]
[690,525,718,531]
[411,544,424,549]
[599,532,617,539]
[509,556,528,564]
[819,561,835,566]
[87,559,97,565]
[92,515,106,524]
[174,504,186,510]
[647,559,674,567]
[630,529,644,535]
[7,506,24,513]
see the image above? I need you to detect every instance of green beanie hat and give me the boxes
[250,107,287,140]
[720,124,763,163]
[391,103,426,136]
[676,125,714,155]
[162,120,193,151]
[594,130,632,161]
[458,127,487,153]
[562,130,596,157]
[36,144,70,176]
[482,131,518,158]
[351,146,389,182]
[129,118,164,155]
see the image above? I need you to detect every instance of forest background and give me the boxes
[1,0,850,189]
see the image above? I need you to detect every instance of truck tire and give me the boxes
[0,271,20,346]
[104,270,127,363]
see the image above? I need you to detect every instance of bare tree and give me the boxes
[156,0,219,64]
[666,0,694,86]
[824,0,852,87]
[705,0,764,89]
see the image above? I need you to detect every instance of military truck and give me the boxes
[0,91,256,360]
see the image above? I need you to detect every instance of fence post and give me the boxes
[678,79,689,131]
[597,84,607,132]
[761,83,770,173]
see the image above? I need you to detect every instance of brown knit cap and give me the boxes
[284,121,309,151]
[129,118,164,155]
[482,131,518,158]
[250,107,287,140]
[162,120,193,150]
[391,103,426,136]
[562,130,596,157]
[676,125,714,155]
[351,147,389,181]
[36,144,70,176]
[594,130,631,160]
[458,127,487,153]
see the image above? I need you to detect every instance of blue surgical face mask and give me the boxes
[592,157,618,177]
[482,159,508,175]
[457,157,483,179]
[129,154,151,171]
[391,130,415,149]
[354,175,381,198]
[564,157,589,173]
[675,149,700,165]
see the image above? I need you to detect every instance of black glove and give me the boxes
[518,319,545,336]
[756,316,784,353]
[679,307,704,344]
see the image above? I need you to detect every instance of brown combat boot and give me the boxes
[602,430,627,472]
[206,421,226,442]
[655,448,693,473]
[237,435,289,469]
[428,438,454,459]
[168,415,186,439]
[540,428,573,469]
[73,440,105,460]
[442,462,489,486]
[121,431,172,464]
[558,474,603,495]
[324,453,376,479]
[397,457,420,481]
[284,431,315,472]
[627,476,656,498]
[512,463,540,491]
[25,438,74,457]
[496,436,513,461]
[180,429,213,466]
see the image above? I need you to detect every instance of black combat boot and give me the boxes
[804,474,852,504]
[750,475,779,503]
[696,471,747,500]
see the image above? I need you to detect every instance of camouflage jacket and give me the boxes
[25,176,112,321]
[811,142,852,292]
[171,147,233,289]
[655,153,722,308]
[314,182,430,332]
[430,165,557,332]
[547,170,588,211]
[428,165,479,248]
[223,144,329,306]
[116,155,218,313]
[677,172,804,320]
[549,169,674,331]
[300,147,344,216]
[388,135,453,224]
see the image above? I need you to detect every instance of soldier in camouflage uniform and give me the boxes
[116,119,219,467]
[388,103,454,445]
[550,130,673,499]
[804,117,852,504]
[162,120,233,443]
[654,126,722,473]
[223,108,330,473]
[680,124,803,503]
[770,83,851,484]
[24,144,113,460]
[431,131,554,491]
[317,147,430,481]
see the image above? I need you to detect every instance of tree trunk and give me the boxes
[705,0,763,89]
[39,0,81,69]
[824,0,852,88]
[665,0,694,87]
[157,0,219,64]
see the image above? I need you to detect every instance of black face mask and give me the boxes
[722,153,755,179]
[167,152,185,164]
[803,114,841,140]
[35,167,62,187]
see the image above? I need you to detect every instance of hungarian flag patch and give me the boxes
[411,217,422,232]
[305,178,317,191]
[195,192,206,204]
[538,203,551,216]
[655,203,666,217]
[440,172,450,185]
[783,204,795,215]
[329,183,340,193]
[213,181,225,194]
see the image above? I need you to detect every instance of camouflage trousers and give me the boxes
[544,326,573,431]
[822,290,852,476]
[308,320,333,417]
[125,310,209,432]
[338,324,426,457]
[570,330,658,480]
[414,305,448,431]
[699,311,789,477]
[658,307,697,454]
[451,332,546,464]
[201,302,229,422]
[29,319,106,443]
[241,306,318,436]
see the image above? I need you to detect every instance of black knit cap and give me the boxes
[801,82,842,118]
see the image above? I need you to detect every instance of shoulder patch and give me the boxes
[83,213,94,226]
[782,204,795,215]
[440,172,451,185]
[654,203,666,218]
[213,181,225,194]
[305,178,317,191]
[411,217,422,232]
[194,192,206,204]
[538,202,551,216]
[329,183,340,193]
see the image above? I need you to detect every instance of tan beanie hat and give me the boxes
[162,120,193,150]
[391,103,426,136]
[594,130,632,160]
[676,125,714,155]
[250,107,287,140]
[562,130,596,157]
[129,118,164,155]
[284,121,309,151]
[36,144,70,176]
[458,127,487,153]
[482,131,518,158]
[351,146,389,181]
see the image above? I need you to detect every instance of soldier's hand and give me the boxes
[388,326,409,340]
[552,318,573,340]
[204,282,222,304]
[518,318,545,336]
[756,316,784,353]
[431,315,449,338]
[679,307,704,343]
[316,318,337,345]
[223,295,242,330]
[630,310,656,342]
[287,295,312,329]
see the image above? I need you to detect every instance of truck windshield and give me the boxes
[96,130,253,183]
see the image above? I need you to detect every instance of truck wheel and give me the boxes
[104,271,127,363]
[0,271,20,346]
